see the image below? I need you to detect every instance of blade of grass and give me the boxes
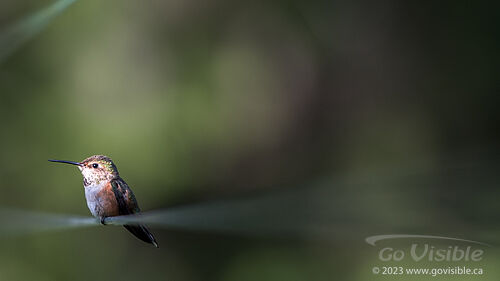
[1,159,498,239]
[0,0,77,63]
[0,207,97,237]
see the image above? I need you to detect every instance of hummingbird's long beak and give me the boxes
[48,159,82,166]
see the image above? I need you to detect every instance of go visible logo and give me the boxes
[366,234,490,262]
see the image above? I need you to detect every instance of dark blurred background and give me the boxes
[0,0,499,280]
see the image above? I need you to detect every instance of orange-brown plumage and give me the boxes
[95,182,120,217]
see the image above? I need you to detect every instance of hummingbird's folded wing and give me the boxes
[110,178,140,215]
[110,178,158,247]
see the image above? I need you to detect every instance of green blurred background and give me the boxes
[0,0,499,280]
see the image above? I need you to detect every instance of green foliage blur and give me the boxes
[0,0,499,280]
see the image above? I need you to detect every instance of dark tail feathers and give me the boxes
[124,225,159,248]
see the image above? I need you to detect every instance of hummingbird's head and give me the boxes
[49,155,119,186]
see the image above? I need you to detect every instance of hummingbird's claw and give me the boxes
[100,217,107,225]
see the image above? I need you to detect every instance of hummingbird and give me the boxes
[49,155,158,248]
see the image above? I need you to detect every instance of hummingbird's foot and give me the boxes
[100,216,107,225]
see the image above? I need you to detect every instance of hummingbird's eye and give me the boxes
[92,163,99,168]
